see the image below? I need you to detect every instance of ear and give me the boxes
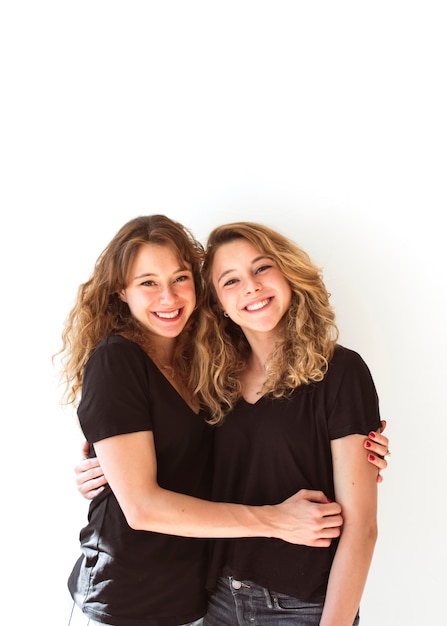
[118,289,127,303]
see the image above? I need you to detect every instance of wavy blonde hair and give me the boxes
[56,215,204,406]
[194,222,339,424]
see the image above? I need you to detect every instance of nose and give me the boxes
[244,276,262,294]
[159,284,176,304]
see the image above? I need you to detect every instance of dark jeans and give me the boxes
[204,576,360,626]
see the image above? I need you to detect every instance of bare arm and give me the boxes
[92,430,343,546]
[320,434,378,626]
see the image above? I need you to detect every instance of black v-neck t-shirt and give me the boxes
[207,345,381,601]
[68,335,213,626]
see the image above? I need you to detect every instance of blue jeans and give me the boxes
[204,576,360,625]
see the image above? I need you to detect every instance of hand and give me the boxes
[365,419,390,483]
[275,489,343,547]
[75,440,107,500]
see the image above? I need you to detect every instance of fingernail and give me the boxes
[327,497,333,502]
[365,441,372,448]
[368,454,375,461]
[369,432,376,438]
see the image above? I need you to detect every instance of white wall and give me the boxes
[2,2,445,624]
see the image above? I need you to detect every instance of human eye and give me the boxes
[255,263,273,274]
[141,279,156,287]
[174,272,192,284]
[222,276,239,287]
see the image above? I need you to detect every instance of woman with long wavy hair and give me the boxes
[196,222,384,626]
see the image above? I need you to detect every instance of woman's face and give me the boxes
[211,238,292,339]
[120,243,196,341]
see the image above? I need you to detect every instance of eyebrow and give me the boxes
[133,272,157,281]
[132,267,189,281]
[216,255,272,283]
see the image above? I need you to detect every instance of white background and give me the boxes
[1,2,445,625]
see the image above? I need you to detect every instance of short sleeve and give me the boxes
[327,347,381,440]
[78,337,152,443]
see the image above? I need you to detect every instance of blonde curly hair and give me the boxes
[56,215,204,407]
[194,222,339,424]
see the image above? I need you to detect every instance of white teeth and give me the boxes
[246,298,270,311]
[156,309,180,319]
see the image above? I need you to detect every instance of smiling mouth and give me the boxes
[245,298,271,312]
[154,309,182,319]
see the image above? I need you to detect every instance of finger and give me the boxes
[301,489,338,505]
[368,429,389,448]
[319,512,343,529]
[79,484,106,500]
[310,539,338,548]
[76,472,107,495]
[379,419,387,433]
[320,523,343,537]
[74,456,101,474]
[75,465,105,487]
[312,524,343,546]
[365,440,389,459]
[367,453,387,470]
[365,430,389,457]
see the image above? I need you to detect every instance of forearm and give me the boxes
[319,523,377,626]
[119,486,342,546]
[122,487,278,538]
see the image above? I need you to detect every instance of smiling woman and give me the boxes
[194,221,382,625]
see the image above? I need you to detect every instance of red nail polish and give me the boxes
[327,497,333,502]
[369,432,376,439]
[365,441,372,448]
[368,454,375,461]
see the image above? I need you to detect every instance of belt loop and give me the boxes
[263,586,275,609]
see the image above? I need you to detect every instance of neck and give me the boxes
[245,334,277,368]
[141,334,176,363]
[149,347,176,378]
[119,329,179,380]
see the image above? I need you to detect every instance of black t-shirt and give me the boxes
[206,345,381,601]
[68,335,213,626]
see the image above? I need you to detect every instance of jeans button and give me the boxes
[231,579,242,589]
